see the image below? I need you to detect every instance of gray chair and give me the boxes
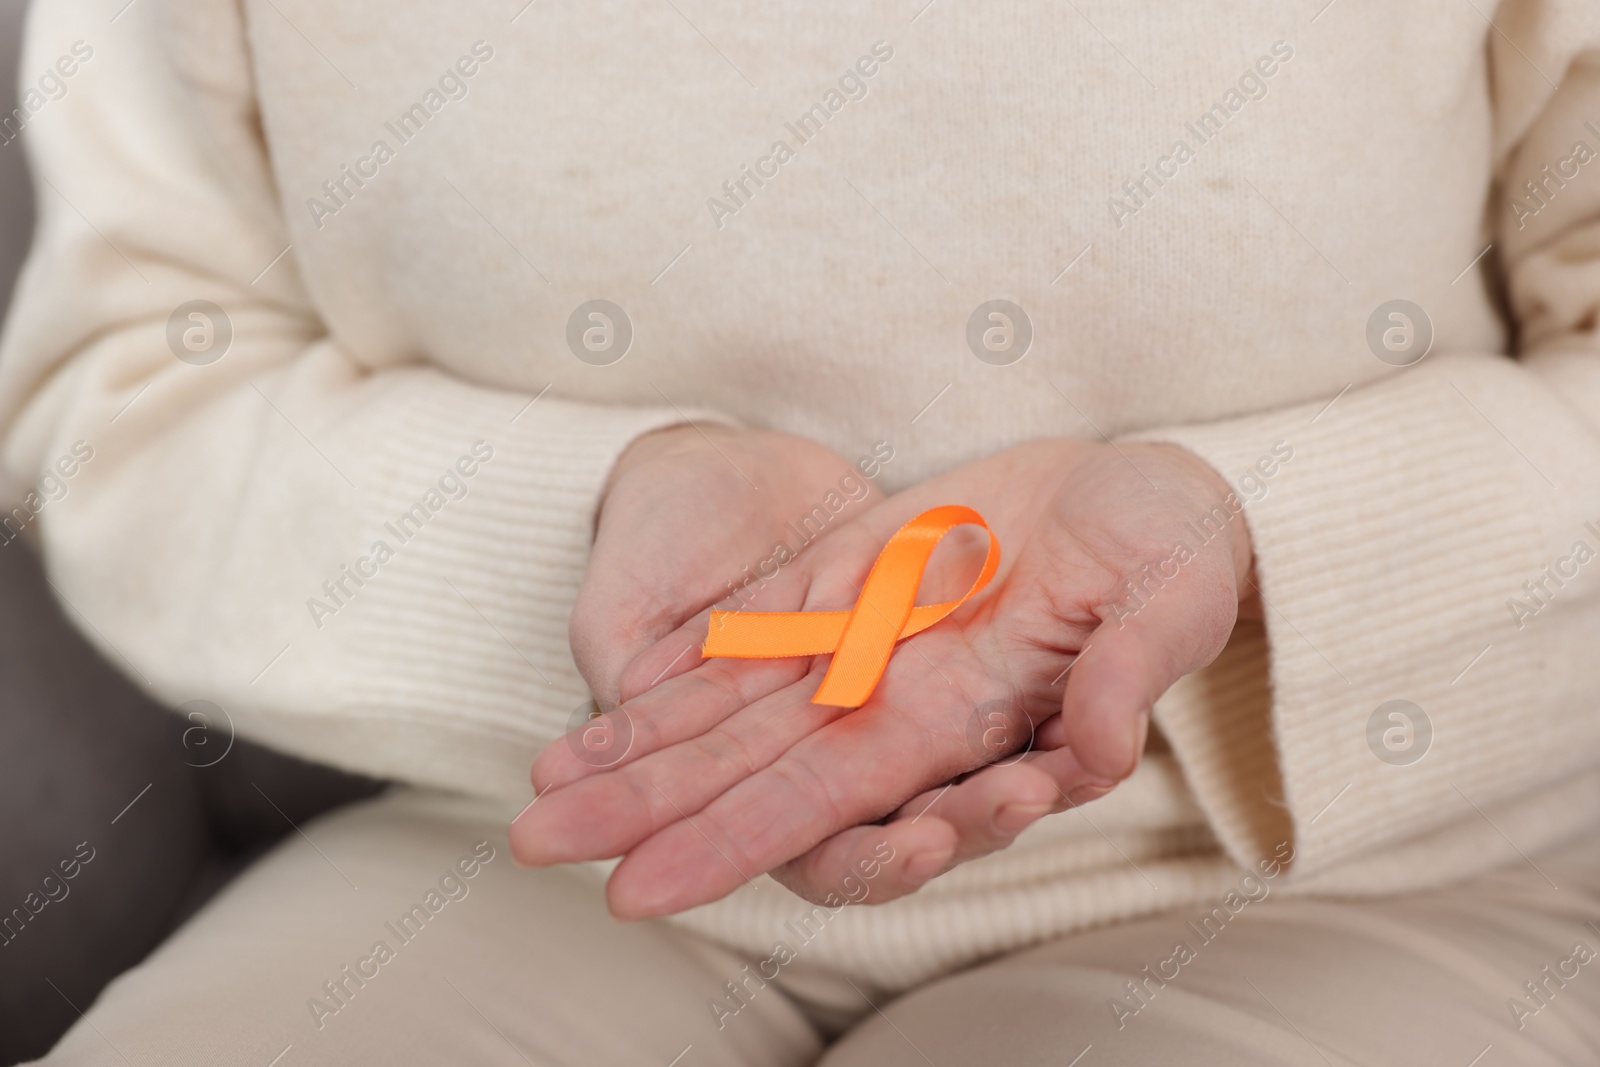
[0,0,34,308]
[0,6,382,1060]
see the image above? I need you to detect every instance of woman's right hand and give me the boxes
[565,423,884,721]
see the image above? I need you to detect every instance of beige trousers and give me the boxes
[30,788,1600,1066]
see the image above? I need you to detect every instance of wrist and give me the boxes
[1137,442,1258,607]
[603,423,702,496]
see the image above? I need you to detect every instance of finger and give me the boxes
[1062,562,1236,781]
[615,595,798,706]
[532,530,869,796]
[610,585,820,704]
[570,437,784,703]
[901,751,1063,850]
[514,670,851,866]
[612,502,892,706]
[903,741,1103,831]
[768,817,958,907]
[569,548,715,707]
[616,613,711,703]
[523,514,902,862]
[763,714,1106,910]
[568,594,678,709]
[1034,712,1066,750]
[529,654,809,793]
[602,657,997,919]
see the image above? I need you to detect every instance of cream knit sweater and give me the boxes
[4,0,1600,992]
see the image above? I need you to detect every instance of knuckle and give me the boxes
[774,865,836,906]
[770,758,847,838]
[696,724,764,782]
[631,768,684,832]
[690,661,754,716]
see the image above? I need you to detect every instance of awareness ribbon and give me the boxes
[702,505,999,708]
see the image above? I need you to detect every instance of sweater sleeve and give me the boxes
[1126,4,1600,883]
[0,0,724,800]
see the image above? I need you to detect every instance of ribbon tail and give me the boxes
[704,609,850,658]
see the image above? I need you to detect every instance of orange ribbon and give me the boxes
[702,505,999,708]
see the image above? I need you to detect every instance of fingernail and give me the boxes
[1065,782,1112,808]
[902,848,950,885]
[993,802,1050,835]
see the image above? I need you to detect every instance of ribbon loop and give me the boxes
[703,505,999,707]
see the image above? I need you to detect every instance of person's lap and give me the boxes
[823,845,1600,1066]
[28,788,822,1067]
[29,785,1600,1066]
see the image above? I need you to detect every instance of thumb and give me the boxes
[1061,562,1238,781]
[568,557,701,706]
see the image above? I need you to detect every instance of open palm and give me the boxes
[514,439,1253,916]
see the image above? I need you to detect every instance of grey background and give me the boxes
[0,0,34,325]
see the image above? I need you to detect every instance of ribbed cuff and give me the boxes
[1124,352,1600,877]
[249,371,735,799]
